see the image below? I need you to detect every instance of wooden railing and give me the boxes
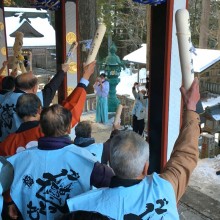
[200,81,220,95]
[83,93,97,112]
[83,93,135,113]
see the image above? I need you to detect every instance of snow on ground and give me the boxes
[116,68,147,98]
[191,93,220,202]
[189,155,220,202]
[202,96,220,109]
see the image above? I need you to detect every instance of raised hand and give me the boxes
[61,63,70,73]
[180,77,200,111]
[83,60,96,80]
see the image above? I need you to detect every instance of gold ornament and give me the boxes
[2,68,6,76]
[0,22,4,30]
[17,53,24,61]
[1,47,6,56]
[67,87,74,96]
[68,62,77,73]
[66,32,76,45]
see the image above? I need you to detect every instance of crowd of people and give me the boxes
[0,57,201,220]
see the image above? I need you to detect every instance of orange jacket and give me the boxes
[0,86,86,157]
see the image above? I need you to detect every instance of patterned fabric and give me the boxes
[0,91,43,142]
[67,173,179,220]
[8,144,97,220]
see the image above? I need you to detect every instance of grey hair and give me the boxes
[110,131,149,179]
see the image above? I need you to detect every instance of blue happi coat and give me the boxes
[0,91,43,142]
[67,173,179,220]
[85,143,103,162]
[7,144,97,220]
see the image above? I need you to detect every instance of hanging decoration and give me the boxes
[28,0,61,10]
[133,0,166,6]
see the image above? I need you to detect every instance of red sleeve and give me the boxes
[62,86,86,128]
[3,189,12,204]
[0,75,4,90]
[0,135,14,156]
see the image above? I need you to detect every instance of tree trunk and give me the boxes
[78,0,97,94]
[146,5,151,72]
[217,9,220,50]
[199,0,210,49]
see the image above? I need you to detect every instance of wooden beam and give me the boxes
[55,0,67,103]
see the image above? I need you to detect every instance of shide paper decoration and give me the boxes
[29,0,61,10]
[133,0,166,6]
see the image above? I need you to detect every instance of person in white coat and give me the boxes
[132,82,148,135]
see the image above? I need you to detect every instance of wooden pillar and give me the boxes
[0,3,8,76]
[55,0,78,103]
[55,0,67,103]
[148,3,167,174]
[148,0,188,173]
[201,133,215,158]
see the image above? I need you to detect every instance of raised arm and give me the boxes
[132,82,139,99]
[41,64,69,107]
[160,77,201,202]
[62,61,96,127]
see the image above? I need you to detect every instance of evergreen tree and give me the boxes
[97,0,147,59]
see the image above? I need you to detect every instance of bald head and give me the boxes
[15,71,38,92]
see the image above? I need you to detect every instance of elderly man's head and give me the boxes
[16,93,42,120]
[40,104,72,137]
[110,131,149,179]
[15,71,38,93]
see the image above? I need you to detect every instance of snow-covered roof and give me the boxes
[193,48,220,73]
[5,7,56,48]
[122,44,220,73]
[5,7,48,13]
[123,44,146,64]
